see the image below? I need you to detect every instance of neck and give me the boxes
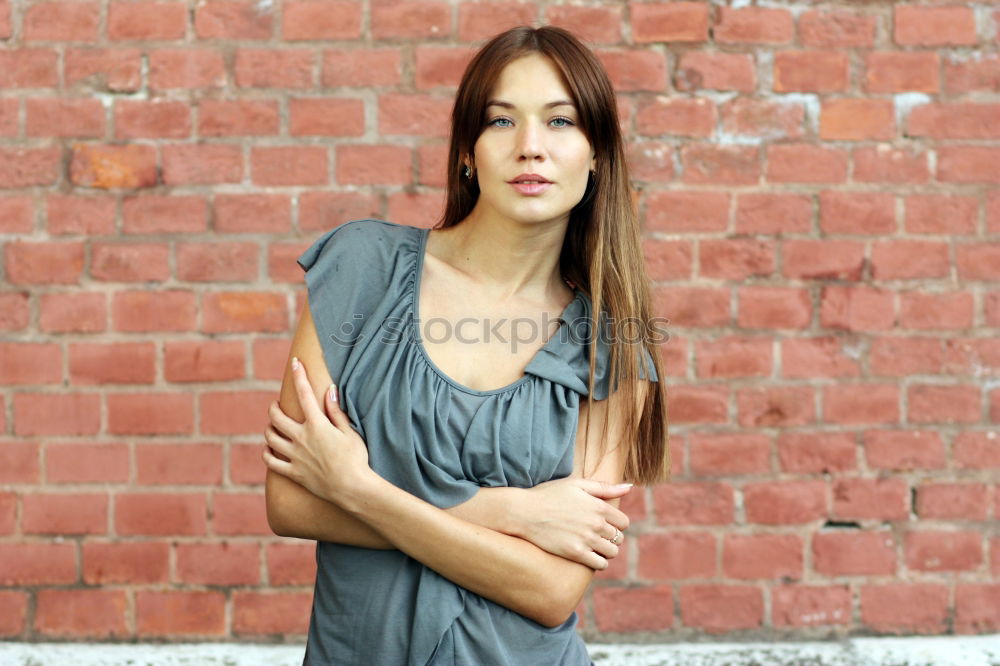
[436,208,570,302]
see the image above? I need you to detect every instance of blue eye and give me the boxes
[486,116,576,129]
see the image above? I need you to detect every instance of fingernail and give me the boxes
[291,356,300,371]
[329,383,338,403]
[615,483,633,489]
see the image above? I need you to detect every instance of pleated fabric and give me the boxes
[296,218,657,666]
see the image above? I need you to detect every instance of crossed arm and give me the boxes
[264,304,645,628]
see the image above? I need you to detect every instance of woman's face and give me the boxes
[470,53,596,228]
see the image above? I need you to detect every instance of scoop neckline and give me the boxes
[410,225,582,397]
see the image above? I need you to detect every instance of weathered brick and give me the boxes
[860,584,948,633]
[283,1,361,40]
[715,7,793,45]
[631,2,708,43]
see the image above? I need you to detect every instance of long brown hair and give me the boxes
[438,25,670,486]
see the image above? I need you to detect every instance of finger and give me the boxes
[290,357,324,423]
[264,425,294,461]
[604,506,631,532]
[268,444,291,463]
[583,551,610,571]
[324,383,352,430]
[592,536,620,560]
[262,446,296,479]
[323,383,336,418]
[577,479,633,500]
[600,523,623,545]
[268,400,300,439]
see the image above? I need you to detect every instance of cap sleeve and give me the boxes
[297,219,391,380]
[298,221,486,510]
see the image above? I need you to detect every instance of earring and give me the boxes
[464,165,472,178]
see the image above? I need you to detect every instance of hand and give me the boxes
[262,356,372,506]
[515,478,632,571]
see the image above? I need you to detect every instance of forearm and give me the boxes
[340,472,591,628]
[266,470,523,547]
[266,468,388,547]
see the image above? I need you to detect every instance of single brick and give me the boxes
[722,533,803,580]
[679,585,764,633]
[869,338,944,378]
[645,190,729,232]
[832,477,909,520]
[598,49,668,92]
[681,145,759,185]
[371,0,450,39]
[738,387,817,428]
[864,430,946,471]
[675,51,754,92]
[714,7,793,44]
[814,531,897,576]
[774,51,848,92]
[820,98,894,141]
[194,0,271,39]
[631,2,708,43]
[282,0,361,40]
[457,2,536,42]
[860,584,948,633]
[34,589,127,638]
[652,482,734,525]
[232,591,312,635]
[737,286,811,329]
[744,480,827,525]
[903,528,985,571]
[776,432,856,474]
[544,4,622,44]
[689,432,770,474]
[322,48,401,87]
[593,586,674,632]
[767,145,848,183]
[136,590,226,636]
[853,145,930,184]
[414,47,477,89]
[107,1,186,40]
[149,49,226,89]
[772,585,852,628]
[865,52,939,93]
[938,146,1000,184]
[895,5,976,47]
[800,10,875,48]
[823,384,900,424]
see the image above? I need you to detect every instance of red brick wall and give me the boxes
[1,0,998,643]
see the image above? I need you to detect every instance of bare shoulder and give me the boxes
[572,379,651,488]
[280,304,335,419]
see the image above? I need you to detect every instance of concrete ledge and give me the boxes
[1,636,999,666]
[590,636,1000,666]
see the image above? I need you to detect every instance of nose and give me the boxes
[516,119,544,162]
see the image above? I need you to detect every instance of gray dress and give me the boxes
[296,219,657,665]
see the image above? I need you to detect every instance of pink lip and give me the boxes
[508,173,553,196]
[509,173,552,184]
[510,182,551,195]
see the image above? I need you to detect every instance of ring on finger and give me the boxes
[607,527,623,546]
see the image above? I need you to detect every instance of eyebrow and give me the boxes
[485,99,576,110]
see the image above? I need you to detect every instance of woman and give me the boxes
[263,25,671,665]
